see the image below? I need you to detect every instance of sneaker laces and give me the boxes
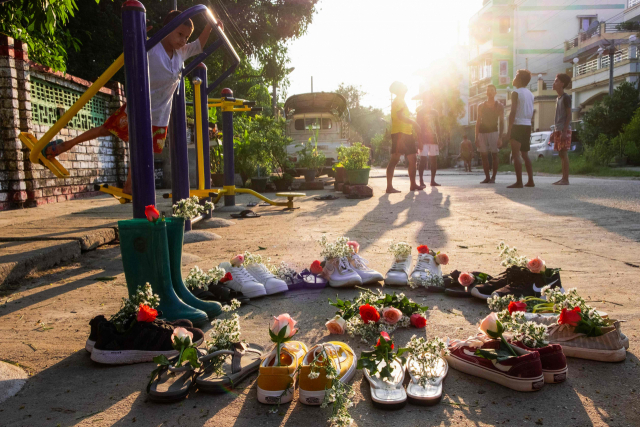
[234,266,258,283]
[414,254,432,272]
[389,257,409,273]
[337,257,353,274]
[249,263,275,282]
[350,254,371,271]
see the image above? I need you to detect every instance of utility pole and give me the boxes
[173,0,177,10]
[311,76,313,93]
[608,48,615,96]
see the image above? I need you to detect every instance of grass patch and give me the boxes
[498,154,640,177]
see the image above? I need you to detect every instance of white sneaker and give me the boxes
[219,263,267,299]
[410,253,442,281]
[349,254,383,285]
[325,257,362,288]
[245,263,289,295]
[384,255,412,286]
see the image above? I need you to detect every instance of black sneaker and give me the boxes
[90,319,203,364]
[491,267,562,298]
[445,270,493,298]
[470,269,509,300]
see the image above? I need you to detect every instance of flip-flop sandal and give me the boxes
[190,287,218,301]
[363,360,407,410]
[246,202,258,207]
[196,342,264,393]
[445,271,492,298]
[207,284,250,305]
[259,202,271,207]
[314,195,339,201]
[147,349,205,403]
[230,210,260,219]
[406,356,448,406]
[301,269,328,289]
[283,271,306,291]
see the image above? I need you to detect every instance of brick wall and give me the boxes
[0,36,128,210]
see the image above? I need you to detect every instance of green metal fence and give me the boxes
[31,77,109,130]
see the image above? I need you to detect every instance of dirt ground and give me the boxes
[1,169,639,427]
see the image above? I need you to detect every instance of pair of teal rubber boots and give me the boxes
[118,217,221,328]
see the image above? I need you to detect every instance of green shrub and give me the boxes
[581,82,640,145]
[338,142,370,170]
[584,134,618,166]
[370,133,390,166]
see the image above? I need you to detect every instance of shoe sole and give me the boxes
[328,278,362,288]
[384,279,408,286]
[446,354,544,392]
[470,287,492,300]
[444,289,473,298]
[242,288,268,299]
[543,367,568,383]
[257,384,296,404]
[558,345,627,362]
[299,345,357,406]
[85,339,95,353]
[91,338,203,365]
[265,282,289,295]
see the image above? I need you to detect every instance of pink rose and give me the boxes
[478,313,500,337]
[346,241,359,254]
[527,257,546,274]
[230,254,244,266]
[270,313,298,338]
[458,272,475,287]
[410,313,427,328]
[382,306,403,325]
[171,327,194,346]
[325,316,346,334]
[435,253,449,265]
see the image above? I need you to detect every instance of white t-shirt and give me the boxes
[513,87,534,126]
[147,39,203,127]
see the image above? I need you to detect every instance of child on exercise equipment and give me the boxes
[43,10,217,194]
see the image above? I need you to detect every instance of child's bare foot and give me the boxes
[489,178,496,183]
[507,182,523,188]
[524,181,535,187]
[553,180,569,185]
[430,182,441,186]
[386,188,401,194]
[410,185,423,191]
[480,178,490,184]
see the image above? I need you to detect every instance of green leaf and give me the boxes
[474,348,514,362]
[152,355,171,366]
[182,347,201,369]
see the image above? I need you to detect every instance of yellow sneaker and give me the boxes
[257,341,307,404]
[298,341,357,405]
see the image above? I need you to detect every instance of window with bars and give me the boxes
[30,77,109,130]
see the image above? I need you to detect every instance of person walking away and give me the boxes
[475,85,503,183]
[387,81,422,193]
[414,89,442,187]
[552,74,572,185]
[42,11,216,194]
[506,70,535,188]
[460,135,473,172]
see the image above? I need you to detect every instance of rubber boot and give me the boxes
[166,217,222,319]
[118,219,208,327]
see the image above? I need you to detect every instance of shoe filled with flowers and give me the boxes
[405,336,449,405]
[384,242,413,286]
[409,244,448,292]
[345,240,384,285]
[318,235,362,288]
[444,270,491,297]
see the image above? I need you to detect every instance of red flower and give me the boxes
[359,304,380,324]
[410,313,427,328]
[376,331,394,349]
[145,205,160,222]
[507,301,528,315]
[137,304,158,322]
[559,307,582,327]
[310,260,323,275]
[219,272,233,283]
[417,245,429,254]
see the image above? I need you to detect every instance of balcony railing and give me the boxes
[629,0,640,9]
[565,22,640,52]
[528,79,554,92]
[575,47,633,76]
[576,58,599,75]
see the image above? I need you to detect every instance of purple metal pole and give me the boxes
[169,77,192,231]
[121,1,155,218]
[221,89,235,207]
[193,64,212,219]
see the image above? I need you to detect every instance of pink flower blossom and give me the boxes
[458,272,475,287]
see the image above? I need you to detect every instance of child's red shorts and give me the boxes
[103,103,168,153]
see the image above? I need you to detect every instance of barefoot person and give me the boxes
[42,11,216,194]
[552,73,572,185]
[506,69,535,188]
[414,89,442,187]
[475,85,503,183]
[460,134,473,172]
[387,81,421,193]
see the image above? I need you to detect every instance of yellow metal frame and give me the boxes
[193,79,206,191]
[95,184,132,204]
[23,54,125,177]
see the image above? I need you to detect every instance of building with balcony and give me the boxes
[564,3,640,120]
[467,0,625,135]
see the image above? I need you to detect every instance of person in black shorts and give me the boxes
[506,70,535,188]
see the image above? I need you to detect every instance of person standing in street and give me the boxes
[414,89,442,187]
[460,134,474,172]
[475,85,504,183]
[506,70,535,188]
[552,73,572,185]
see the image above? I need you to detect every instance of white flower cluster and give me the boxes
[268,261,298,280]
[408,271,445,289]
[110,283,160,329]
[172,196,214,220]
[221,298,241,312]
[541,286,607,327]
[388,242,412,260]
[204,312,241,376]
[405,336,449,388]
[243,250,270,267]
[344,315,410,343]
[497,241,528,268]
[497,310,549,348]
[486,294,519,312]
[319,235,354,260]
[184,266,225,290]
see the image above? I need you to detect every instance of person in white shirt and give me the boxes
[506,69,535,188]
[43,10,216,194]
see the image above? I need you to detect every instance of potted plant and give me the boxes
[296,140,326,183]
[341,142,371,185]
[251,164,270,192]
[252,116,295,191]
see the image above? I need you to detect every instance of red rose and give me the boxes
[410,313,427,328]
[559,307,582,327]
[137,304,157,322]
[376,331,394,349]
[507,301,527,315]
[417,245,429,254]
[219,272,233,283]
[359,304,380,324]
[145,205,160,222]
[310,260,323,275]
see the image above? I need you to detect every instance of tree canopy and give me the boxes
[336,83,387,145]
